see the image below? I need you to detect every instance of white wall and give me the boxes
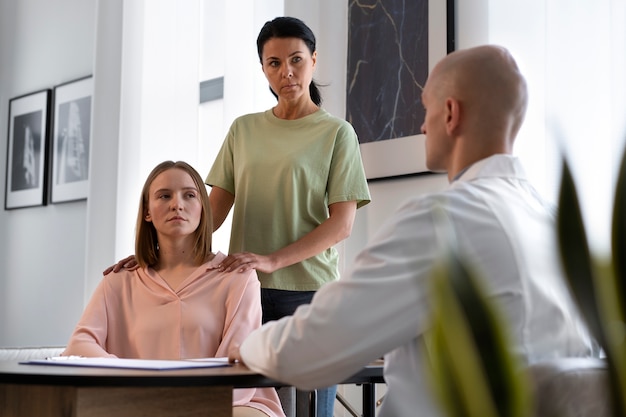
[84,0,206,305]
[0,0,96,347]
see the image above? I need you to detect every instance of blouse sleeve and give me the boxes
[214,270,285,416]
[62,277,117,358]
[214,269,263,357]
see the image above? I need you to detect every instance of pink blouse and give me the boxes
[64,252,284,417]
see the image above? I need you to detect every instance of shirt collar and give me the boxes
[451,165,472,182]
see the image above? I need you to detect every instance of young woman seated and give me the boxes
[63,160,285,417]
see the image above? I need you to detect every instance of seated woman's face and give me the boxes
[144,168,202,239]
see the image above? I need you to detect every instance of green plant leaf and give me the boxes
[427,259,499,417]
[608,144,626,417]
[556,158,606,347]
[611,143,626,325]
[557,156,626,417]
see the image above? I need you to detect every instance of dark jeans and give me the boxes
[261,288,337,417]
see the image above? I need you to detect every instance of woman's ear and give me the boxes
[145,211,152,222]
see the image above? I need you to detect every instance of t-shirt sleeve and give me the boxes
[205,128,236,194]
[327,121,371,209]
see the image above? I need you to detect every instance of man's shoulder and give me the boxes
[392,191,457,223]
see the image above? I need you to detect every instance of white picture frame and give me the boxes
[50,76,93,203]
[348,0,455,180]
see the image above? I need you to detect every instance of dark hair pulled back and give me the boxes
[256,16,322,106]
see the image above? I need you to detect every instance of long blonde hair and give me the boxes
[135,161,213,268]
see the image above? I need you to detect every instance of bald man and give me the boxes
[230,45,593,417]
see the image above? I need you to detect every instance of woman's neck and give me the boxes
[153,239,213,291]
[153,236,212,273]
[273,98,319,120]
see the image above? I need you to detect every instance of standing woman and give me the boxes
[206,16,371,417]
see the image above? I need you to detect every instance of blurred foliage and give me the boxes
[557,154,626,417]
[425,144,626,416]
[425,209,531,417]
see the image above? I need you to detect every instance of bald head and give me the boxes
[422,45,528,178]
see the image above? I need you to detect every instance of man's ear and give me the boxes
[445,97,461,136]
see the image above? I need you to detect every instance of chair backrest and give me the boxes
[0,346,65,361]
[526,357,609,417]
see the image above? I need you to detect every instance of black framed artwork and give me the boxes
[4,89,51,209]
[347,0,455,180]
[50,76,93,203]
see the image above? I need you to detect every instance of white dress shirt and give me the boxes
[240,154,593,417]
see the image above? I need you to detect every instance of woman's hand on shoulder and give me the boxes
[213,252,276,274]
[102,254,139,275]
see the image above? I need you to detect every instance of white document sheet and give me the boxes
[21,356,231,370]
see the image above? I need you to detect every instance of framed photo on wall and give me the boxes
[50,76,93,203]
[4,89,51,210]
[347,0,455,180]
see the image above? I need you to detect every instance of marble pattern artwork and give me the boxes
[346,0,429,144]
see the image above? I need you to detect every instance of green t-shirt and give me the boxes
[206,108,371,290]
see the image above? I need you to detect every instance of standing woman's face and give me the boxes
[261,37,317,104]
